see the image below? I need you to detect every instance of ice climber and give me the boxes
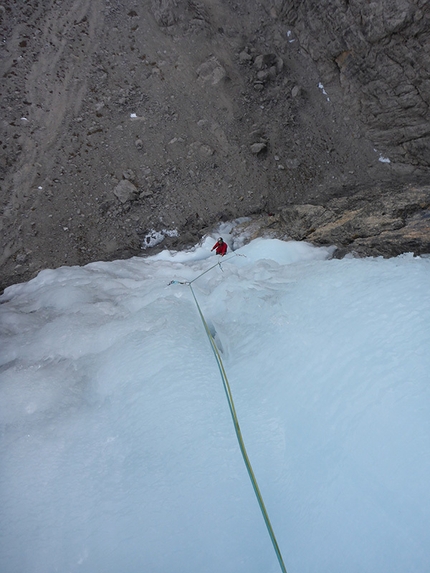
[211,237,228,256]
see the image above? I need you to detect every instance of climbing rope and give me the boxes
[170,253,288,573]
[168,254,238,287]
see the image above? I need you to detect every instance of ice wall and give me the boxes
[1,239,429,573]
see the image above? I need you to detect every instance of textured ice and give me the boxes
[0,239,429,573]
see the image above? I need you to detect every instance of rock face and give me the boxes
[0,0,429,291]
[232,184,430,258]
[282,0,430,172]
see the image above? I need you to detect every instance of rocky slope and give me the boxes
[1,0,429,291]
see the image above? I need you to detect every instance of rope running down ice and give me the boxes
[170,254,288,573]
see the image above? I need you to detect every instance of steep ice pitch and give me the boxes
[0,237,429,573]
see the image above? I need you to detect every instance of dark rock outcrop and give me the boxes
[281,0,430,173]
[233,183,430,258]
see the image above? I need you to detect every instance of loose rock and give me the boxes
[113,180,138,203]
[250,142,267,154]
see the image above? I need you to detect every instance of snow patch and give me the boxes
[141,228,179,249]
[318,82,330,101]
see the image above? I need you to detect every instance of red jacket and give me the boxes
[212,240,228,256]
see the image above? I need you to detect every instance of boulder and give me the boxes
[239,50,253,63]
[250,142,267,154]
[151,0,176,27]
[196,56,226,85]
[254,53,283,74]
[122,169,136,181]
[113,180,138,203]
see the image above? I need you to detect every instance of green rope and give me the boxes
[189,254,238,284]
[188,280,288,573]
